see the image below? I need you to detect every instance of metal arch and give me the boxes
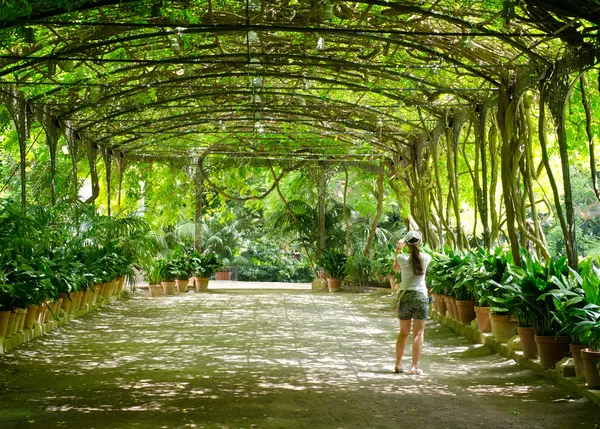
[1,26,508,85]
[54,66,467,124]
[95,112,406,155]
[93,109,407,152]
[72,88,425,139]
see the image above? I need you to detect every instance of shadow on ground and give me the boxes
[0,289,598,428]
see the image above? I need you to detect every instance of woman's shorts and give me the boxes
[398,290,429,320]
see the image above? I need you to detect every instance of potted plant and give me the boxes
[171,249,192,293]
[320,249,347,293]
[190,252,220,292]
[506,252,571,368]
[156,259,178,295]
[144,261,163,297]
[557,257,600,384]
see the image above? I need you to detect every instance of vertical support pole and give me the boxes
[317,165,326,256]
[102,148,112,216]
[47,129,59,206]
[85,140,100,204]
[65,124,79,200]
[117,154,125,211]
[194,158,204,251]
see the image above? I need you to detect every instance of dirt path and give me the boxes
[0,289,598,428]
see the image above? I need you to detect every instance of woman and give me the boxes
[393,230,431,375]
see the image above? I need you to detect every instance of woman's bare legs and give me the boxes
[395,319,412,370]
[410,319,425,373]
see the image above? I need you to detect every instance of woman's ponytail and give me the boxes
[409,244,424,276]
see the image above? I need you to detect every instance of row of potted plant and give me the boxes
[0,199,156,341]
[144,248,221,297]
[427,247,600,389]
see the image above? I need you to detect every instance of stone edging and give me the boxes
[431,309,600,407]
[0,293,126,355]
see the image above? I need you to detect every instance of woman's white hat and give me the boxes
[404,230,422,244]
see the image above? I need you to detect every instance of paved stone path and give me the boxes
[0,288,598,429]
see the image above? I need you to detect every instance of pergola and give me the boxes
[1,0,599,267]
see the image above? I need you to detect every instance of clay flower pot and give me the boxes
[161,281,176,295]
[474,306,491,333]
[444,296,455,319]
[489,314,517,343]
[0,310,10,338]
[24,305,38,329]
[326,278,341,293]
[517,326,538,359]
[148,284,163,297]
[570,344,587,381]
[175,279,188,293]
[534,335,571,369]
[194,277,209,292]
[437,294,447,316]
[455,300,476,325]
[580,349,600,389]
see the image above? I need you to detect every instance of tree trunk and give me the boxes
[364,165,385,257]
[548,80,578,270]
[580,74,600,201]
[538,84,570,265]
[85,141,100,205]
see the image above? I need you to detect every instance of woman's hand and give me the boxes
[396,239,404,252]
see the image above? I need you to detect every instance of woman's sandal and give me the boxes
[409,368,423,375]
[394,366,404,374]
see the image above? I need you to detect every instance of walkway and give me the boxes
[0,288,598,429]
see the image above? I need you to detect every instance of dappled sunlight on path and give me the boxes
[0,289,598,428]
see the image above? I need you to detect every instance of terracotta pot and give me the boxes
[444,296,455,319]
[455,300,476,325]
[215,271,231,281]
[474,306,492,333]
[535,335,571,369]
[24,305,38,329]
[194,277,209,292]
[162,281,176,295]
[148,284,163,297]
[175,279,189,293]
[581,349,600,389]
[517,326,538,359]
[7,311,17,336]
[36,303,48,325]
[489,314,517,343]
[570,344,586,381]
[452,299,459,321]
[327,278,341,293]
[437,294,447,316]
[119,276,126,293]
[0,310,10,338]
[60,293,72,314]
[16,308,27,333]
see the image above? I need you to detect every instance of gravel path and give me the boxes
[0,288,598,428]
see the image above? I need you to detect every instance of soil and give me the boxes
[0,288,598,429]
